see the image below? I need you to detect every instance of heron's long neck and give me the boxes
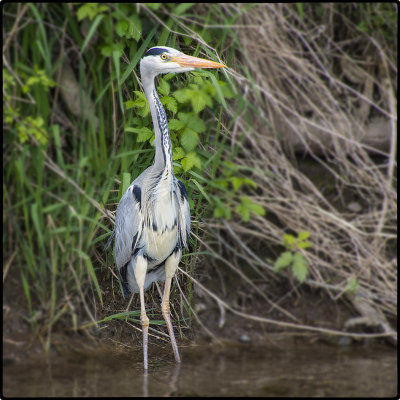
[143,76,173,173]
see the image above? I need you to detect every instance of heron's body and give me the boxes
[115,167,189,294]
[107,46,225,370]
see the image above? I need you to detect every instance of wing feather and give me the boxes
[175,179,191,248]
[114,182,143,269]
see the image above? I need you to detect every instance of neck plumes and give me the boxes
[142,74,173,173]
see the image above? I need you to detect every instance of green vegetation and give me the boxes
[3,3,263,345]
[274,231,312,283]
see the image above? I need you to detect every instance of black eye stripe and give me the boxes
[145,47,170,57]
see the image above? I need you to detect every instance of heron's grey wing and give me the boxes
[114,182,143,270]
[175,179,191,248]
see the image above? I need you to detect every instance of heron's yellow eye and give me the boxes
[160,53,168,61]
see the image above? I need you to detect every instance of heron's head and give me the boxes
[140,46,225,80]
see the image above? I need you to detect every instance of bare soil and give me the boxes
[3,256,381,367]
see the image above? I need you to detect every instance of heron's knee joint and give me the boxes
[161,302,170,315]
[141,314,149,328]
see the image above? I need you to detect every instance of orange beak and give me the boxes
[170,54,226,69]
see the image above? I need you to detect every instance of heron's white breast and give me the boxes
[143,225,178,262]
[143,174,179,261]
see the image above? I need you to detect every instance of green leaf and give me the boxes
[345,277,360,294]
[214,179,228,189]
[291,253,308,283]
[213,197,231,219]
[115,20,128,37]
[26,76,39,86]
[120,25,156,83]
[235,196,261,222]
[129,91,150,116]
[183,35,192,46]
[161,96,177,114]
[181,127,199,152]
[239,196,265,218]
[173,88,190,103]
[127,14,142,41]
[100,45,112,57]
[218,80,235,99]
[243,177,258,189]
[283,233,296,249]
[77,4,92,20]
[100,42,125,58]
[190,90,208,113]
[77,3,108,21]
[247,201,266,217]
[136,128,153,142]
[296,3,304,21]
[230,176,243,191]
[173,3,195,15]
[125,100,135,110]
[193,75,204,85]
[357,21,368,33]
[145,3,161,10]
[168,118,185,131]
[274,251,293,272]
[214,206,226,218]
[235,203,250,222]
[178,112,206,133]
[114,15,141,40]
[297,241,312,249]
[172,147,185,161]
[214,205,231,219]
[158,79,170,96]
[126,126,153,142]
[298,231,310,241]
[181,151,201,171]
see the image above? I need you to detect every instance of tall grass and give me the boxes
[3,3,244,346]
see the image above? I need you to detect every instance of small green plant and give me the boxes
[211,162,264,221]
[345,276,360,295]
[235,196,266,222]
[274,231,312,283]
[3,67,55,145]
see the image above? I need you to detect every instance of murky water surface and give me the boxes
[3,342,397,397]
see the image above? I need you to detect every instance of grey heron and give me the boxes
[106,46,225,370]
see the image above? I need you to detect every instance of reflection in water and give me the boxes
[142,358,180,396]
[3,342,397,397]
[143,371,148,397]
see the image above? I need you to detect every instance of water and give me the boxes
[3,342,397,397]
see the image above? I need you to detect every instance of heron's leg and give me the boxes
[162,250,181,363]
[134,256,149,370]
